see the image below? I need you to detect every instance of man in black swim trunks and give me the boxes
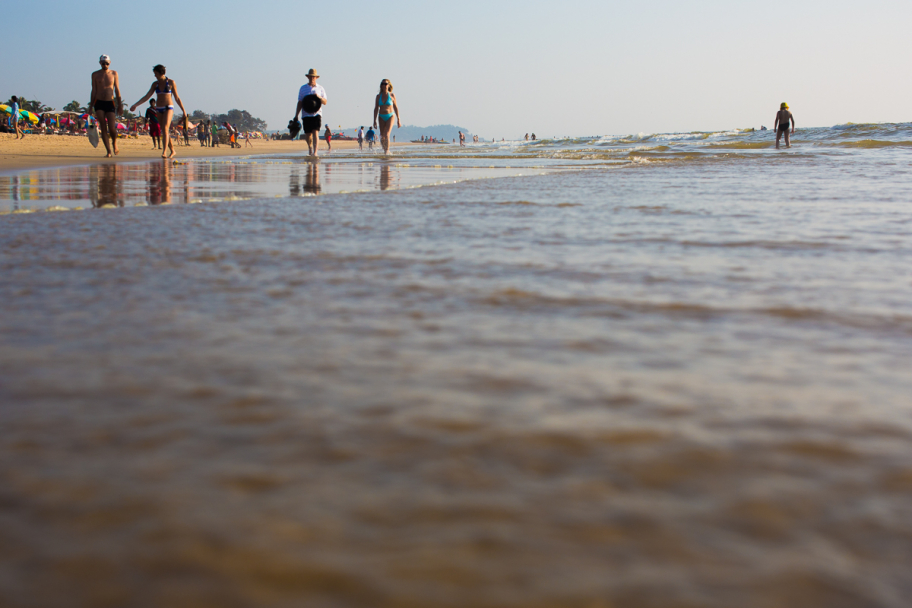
[90,54,122,158]
[294,68,328,156]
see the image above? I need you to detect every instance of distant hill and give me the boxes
[338,124,471,142]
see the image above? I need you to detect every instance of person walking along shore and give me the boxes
[294,68,328,156]
[373,79,400,154]
[90,55,122,157]
[130,65,187,159]
[8,96,23,140]
[144,99,161,149]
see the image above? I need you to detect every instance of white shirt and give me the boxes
[298,83,326,117]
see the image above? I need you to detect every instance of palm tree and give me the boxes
[63,100,86,113]
[20,98,52,113]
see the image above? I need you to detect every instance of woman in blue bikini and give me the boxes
[372,79,400,154]
[131,65,187,158]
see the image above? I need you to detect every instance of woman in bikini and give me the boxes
[130,65,187,158]
[372,79,400,154]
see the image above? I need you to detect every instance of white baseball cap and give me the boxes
[99,55,111,63]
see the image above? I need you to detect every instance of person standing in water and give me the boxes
[294,68,328,156]
[372,79,400,154]
[775,102,794,149]
[357,126,364,151]
[130,65,187,158]
[90,55,122,157]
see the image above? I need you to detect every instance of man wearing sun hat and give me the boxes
[294,68,328,156]
[90,54,122,158]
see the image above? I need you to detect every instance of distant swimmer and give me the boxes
[294,68,328,156]
[531,133,536,140]
[458,131,465,146]
[373,79,400,154]
[130,64,187,159]
[90,55,122,157]
[774,103,794,149]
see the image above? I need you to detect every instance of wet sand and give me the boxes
[0,133,393,173]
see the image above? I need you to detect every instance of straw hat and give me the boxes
[306,69,320,78]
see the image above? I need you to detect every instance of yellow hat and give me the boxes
[781,102,789,109]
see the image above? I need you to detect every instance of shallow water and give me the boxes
[1,127,911,607]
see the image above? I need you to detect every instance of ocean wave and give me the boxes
[476,289,912,333]
[831,139,912,148]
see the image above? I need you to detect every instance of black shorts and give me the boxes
[95,99,116,113]
[778,123,790,134]
[302,115,322,133]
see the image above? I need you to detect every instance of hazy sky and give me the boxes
[2,0,910,138]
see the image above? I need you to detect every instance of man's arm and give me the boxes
[113,72,122,115]
[89,72,97,109]
[295,98,304,119]
[790,113,795,133]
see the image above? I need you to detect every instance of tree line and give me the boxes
[11,97,266,131]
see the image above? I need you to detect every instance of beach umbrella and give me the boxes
[16,110,39,123]
[116,123,127,130]
[0,104,10,114]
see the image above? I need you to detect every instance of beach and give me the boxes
[0,133,367,173]
[1,126,911,607]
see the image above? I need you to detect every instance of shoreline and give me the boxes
[0,134,411,173]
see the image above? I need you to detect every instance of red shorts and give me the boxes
[149,121,161,137]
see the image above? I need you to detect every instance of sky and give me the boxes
[2,0,911,138]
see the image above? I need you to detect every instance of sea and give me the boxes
[1,123,911,607]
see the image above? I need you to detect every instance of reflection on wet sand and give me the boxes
[92,164,124,208]
[147,161,171,205]
[1,156,546,212]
